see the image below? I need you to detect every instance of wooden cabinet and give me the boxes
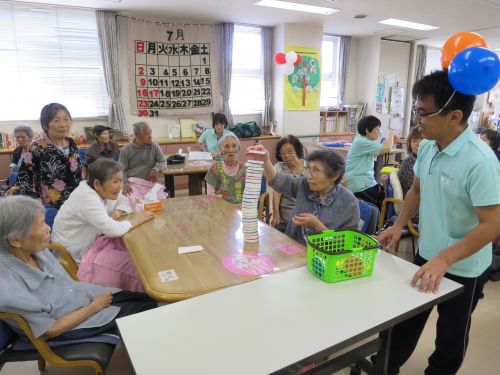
[320,110,349,133]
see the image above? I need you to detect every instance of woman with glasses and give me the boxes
[271,135,306,233]
[205,133,246,204]
[247,145,359,245]
[345,115,395,209]
[16,103,82,209]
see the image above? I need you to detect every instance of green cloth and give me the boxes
[204,162,246,204]
[345,134,383,193]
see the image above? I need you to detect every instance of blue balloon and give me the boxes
[448,46,500,95]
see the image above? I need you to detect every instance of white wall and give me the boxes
[377,40,411,137]
[355,36,381,116]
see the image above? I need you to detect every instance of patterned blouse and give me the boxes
[16,134,82,209]
[205,162,246,204]
[397,154,416,197]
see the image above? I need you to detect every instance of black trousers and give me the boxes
[54,291,157,340]
[354,184,385,210]
[387,254,489,375]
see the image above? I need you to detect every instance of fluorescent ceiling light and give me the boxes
[379,18,439,31]
[255,0,339,15]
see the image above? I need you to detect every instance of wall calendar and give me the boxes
[128,19,219,116]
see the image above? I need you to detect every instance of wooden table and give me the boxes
[160,153,214,197]
[117,251,462,375]
[122,196,307,302]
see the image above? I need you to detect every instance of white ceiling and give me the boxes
[11,0,500,49]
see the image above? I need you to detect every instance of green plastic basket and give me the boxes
[306,229,381,283]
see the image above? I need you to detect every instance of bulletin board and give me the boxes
[128,19,219,117]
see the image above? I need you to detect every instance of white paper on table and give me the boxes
[158,269,179,282]
[178,245,204,254]
[188,151,213,161]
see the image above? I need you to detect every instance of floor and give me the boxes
[2,200,499,375]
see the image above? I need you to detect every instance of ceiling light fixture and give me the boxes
[255,0,339,15]
[378,18,439,31]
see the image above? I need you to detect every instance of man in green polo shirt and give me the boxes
[378,70,500,375]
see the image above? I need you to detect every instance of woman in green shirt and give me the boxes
[345,115,394,208]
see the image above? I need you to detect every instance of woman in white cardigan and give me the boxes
[52,158,153,291]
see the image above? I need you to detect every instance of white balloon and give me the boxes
[285,51,298,64]
[283,63,295,75]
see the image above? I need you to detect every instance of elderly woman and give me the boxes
[345,115,395,208]
[16,103,82,209]
[398,126,423,197]
[480,129,500,162]
[205,133,246,204]
[272,135,307,233]
[86,125,120,165]
[0,196,156,340]
[8,124,33,186]
[52,158,153,291]
[198,113,234,160]
[247,145,360,245]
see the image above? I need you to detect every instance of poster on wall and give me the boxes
[128,19,219,117]
[284,46,321,111]
[389,86,405,116]
[376,82,385,113]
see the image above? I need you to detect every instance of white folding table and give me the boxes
[117,251,462,375]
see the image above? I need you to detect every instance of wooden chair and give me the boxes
[379,171,419,256]
[48,243,79,281]
[258,192,272,224]
[0,313,116,375]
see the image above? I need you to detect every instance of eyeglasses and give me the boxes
[304,166,325,176]
[412,90,456,123]
[280,149,296,157]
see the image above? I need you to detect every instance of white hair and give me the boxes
[0,196,44,252]
[218,133,240,151]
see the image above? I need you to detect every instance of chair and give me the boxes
[48,243,79,281]
[379,171,419,255]
[0,313,117,374]
[358,199,379,235]
[258,192,271,224]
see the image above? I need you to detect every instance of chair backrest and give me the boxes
[48,243,78,281]
[358,199,379,235]
[44,205,58,230]
[389,171,404,215]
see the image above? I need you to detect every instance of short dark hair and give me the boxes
[275,135,304,162]
[87,158,123,190]
[412,70,475,125]
[40,103,72,134]
[406,126,423,156]
[93,125,110,137]
[481,129,500,150]
[307,149,345,185]
[357,116,381,136]
[212,113,228,128]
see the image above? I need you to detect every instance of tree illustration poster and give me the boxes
[284,45,321,111]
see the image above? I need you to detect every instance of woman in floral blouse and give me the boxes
[16,103,82,209]
[205,133,246,204]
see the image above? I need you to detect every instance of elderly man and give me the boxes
[119,122,165,195]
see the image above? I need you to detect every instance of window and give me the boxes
[0,3,109,121]
[229,25,264,114]
[321,35,340,107]
[425,47,442,75]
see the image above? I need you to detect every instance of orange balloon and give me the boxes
[441,32,487,70]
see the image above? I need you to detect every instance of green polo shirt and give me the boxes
[198,128,234,154]
[345,134,383,193]
[415,127,500,277]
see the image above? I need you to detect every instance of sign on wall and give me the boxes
[284,46,321,111]
[128,19,219,117]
